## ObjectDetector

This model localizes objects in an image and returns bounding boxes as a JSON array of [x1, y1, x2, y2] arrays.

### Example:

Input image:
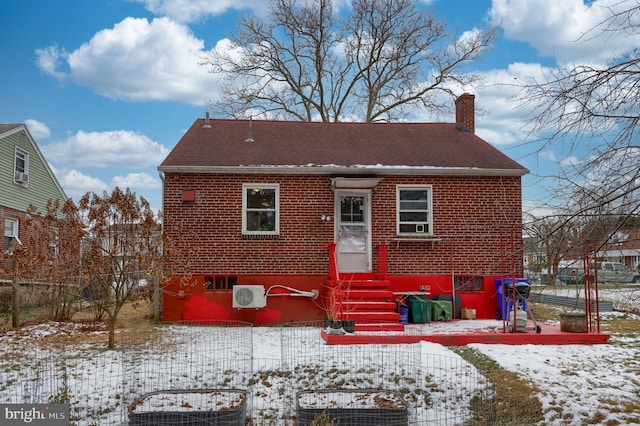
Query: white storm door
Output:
[[335, 190, 371, 272]]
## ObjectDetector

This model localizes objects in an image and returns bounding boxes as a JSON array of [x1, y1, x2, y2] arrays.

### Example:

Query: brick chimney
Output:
[[455, 93, 475, 133]]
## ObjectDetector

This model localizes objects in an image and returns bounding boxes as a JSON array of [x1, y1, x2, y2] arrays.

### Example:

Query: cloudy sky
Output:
[[1, 0, 636, 213]]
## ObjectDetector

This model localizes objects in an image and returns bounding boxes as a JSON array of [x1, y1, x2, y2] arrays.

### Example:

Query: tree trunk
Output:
[[12, 257, 19, 328], [153, 273, 161, 323], [108, 316, 116, 349]]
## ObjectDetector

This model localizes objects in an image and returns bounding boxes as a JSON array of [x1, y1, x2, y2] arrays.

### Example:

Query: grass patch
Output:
[[452, 346, 544, 426]]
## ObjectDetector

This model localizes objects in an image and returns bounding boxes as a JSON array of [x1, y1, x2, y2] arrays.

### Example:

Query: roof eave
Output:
[[158, 165, 529, 177]]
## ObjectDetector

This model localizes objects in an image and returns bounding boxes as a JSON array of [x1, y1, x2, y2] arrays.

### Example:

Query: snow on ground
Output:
[[2, 306, 640, 425], [471, 332, 640, 425]]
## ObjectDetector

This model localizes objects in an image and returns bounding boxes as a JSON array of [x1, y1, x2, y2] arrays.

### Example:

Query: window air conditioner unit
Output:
[[233, 285, 266, 309], [14, 171, 29, 184]]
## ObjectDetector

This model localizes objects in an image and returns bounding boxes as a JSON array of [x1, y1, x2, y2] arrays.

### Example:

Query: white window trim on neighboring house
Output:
[[242, 183, 280, 235], [4, 218, 19, 252], [14, 146, 29, 185], [396, 185, 433, 236]]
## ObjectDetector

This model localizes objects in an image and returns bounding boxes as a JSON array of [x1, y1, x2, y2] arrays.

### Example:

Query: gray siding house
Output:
[[1, 124, 67, 253]]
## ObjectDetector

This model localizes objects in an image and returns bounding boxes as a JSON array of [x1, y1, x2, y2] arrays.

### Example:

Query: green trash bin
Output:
[[408, 296, 431, 323], [431, 300, 452, 321]]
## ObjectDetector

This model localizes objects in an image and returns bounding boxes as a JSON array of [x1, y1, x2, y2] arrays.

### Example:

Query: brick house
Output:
[[159, 94, 528, 326]]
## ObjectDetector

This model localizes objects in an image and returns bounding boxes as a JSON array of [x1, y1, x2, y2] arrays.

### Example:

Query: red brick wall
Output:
[[162, 173, 523, 277]]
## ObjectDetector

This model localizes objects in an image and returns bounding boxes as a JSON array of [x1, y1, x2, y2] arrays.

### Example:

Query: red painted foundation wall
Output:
[[162, 273, 509, 323]]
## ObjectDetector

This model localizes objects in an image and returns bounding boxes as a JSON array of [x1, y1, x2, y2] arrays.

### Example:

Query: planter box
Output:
[[296, 389, 408, 426], [560, 312, 587, 333], [128, 389, 246, 426]]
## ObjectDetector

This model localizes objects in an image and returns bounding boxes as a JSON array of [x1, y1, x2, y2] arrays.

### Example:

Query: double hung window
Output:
[[14, 147, 29, 184], [396, 185, 433, 235], [242, 184, 279, 235]]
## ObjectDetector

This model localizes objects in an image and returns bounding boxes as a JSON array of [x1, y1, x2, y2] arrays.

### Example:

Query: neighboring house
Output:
[[598, 229, 640, 271], [159, 94, 529, 326], [1, 124, 67, 270]]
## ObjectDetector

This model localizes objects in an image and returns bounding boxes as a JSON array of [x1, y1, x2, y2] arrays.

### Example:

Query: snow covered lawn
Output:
[[2, 310, 639, 425]]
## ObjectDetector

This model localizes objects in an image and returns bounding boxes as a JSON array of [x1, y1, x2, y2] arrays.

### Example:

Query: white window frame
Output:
[[4, 218, 19, 252], [242, 183, 280, 235], [396, 185, 433, 236], [14, 147, 29, 184]]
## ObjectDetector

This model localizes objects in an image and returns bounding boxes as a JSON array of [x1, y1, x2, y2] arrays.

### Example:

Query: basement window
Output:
[[454, 275, 483, 292], [242, 184, 279, 235], [204, 277, 214, 291], [208, 275, 237, 291]]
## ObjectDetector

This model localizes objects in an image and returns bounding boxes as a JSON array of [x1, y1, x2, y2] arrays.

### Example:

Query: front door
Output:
[[335, 190, 371, 272]]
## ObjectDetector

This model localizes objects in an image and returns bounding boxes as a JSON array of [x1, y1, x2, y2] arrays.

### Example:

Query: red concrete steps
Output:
[[334, 276, 403, 332]]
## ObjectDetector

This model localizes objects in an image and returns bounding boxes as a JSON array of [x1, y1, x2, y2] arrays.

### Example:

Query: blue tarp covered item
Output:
[[494, 278, 530, 320]]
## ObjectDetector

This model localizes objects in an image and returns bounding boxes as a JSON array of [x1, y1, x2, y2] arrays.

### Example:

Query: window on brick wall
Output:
[[203, 275, 238, 291], [242, 184, 279, 235], [454, 275, 483, 291], [396, 185, 432, 235], [204, 276, 214, 291], [4, 218, 18, 252]]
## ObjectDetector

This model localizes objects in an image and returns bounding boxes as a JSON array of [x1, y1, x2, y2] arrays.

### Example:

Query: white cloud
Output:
[[539, 151, 558, 162], [37, 17, 222, 105], [137, 0, 266, 23], [25, 119, 51, 140], [490, 0, 640, 64], [560, 156, 583, 166], [58, 169, 109, 200], [42, 130, 170, 168], [111, 172, 161, 190], [34, 45, 68, 79]]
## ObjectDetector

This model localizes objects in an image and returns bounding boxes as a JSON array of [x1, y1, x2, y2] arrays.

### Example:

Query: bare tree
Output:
[[204, 0, 496, 122], [514, 0, 639, 231], [22, 200, 85, 321], [79, 188, 162, 349], [524, 213, 582, 284]]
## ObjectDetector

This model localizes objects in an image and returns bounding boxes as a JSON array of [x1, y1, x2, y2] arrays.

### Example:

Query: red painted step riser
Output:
[[339, 314, 401, 322], [341, 302, 396, 310], [343, 292, 394, 300]]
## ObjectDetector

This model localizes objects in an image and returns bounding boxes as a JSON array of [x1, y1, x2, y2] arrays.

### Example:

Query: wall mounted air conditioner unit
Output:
[[233, 285, 266, 309], [14, 171, 29, 184]]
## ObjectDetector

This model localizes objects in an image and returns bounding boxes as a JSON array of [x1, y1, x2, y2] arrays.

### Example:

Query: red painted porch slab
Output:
[[321, 320, 610, 346], [355, 323, 405, 332]]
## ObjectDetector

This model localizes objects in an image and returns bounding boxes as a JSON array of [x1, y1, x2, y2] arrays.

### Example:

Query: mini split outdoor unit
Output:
[[232, 285, 267, 309]]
